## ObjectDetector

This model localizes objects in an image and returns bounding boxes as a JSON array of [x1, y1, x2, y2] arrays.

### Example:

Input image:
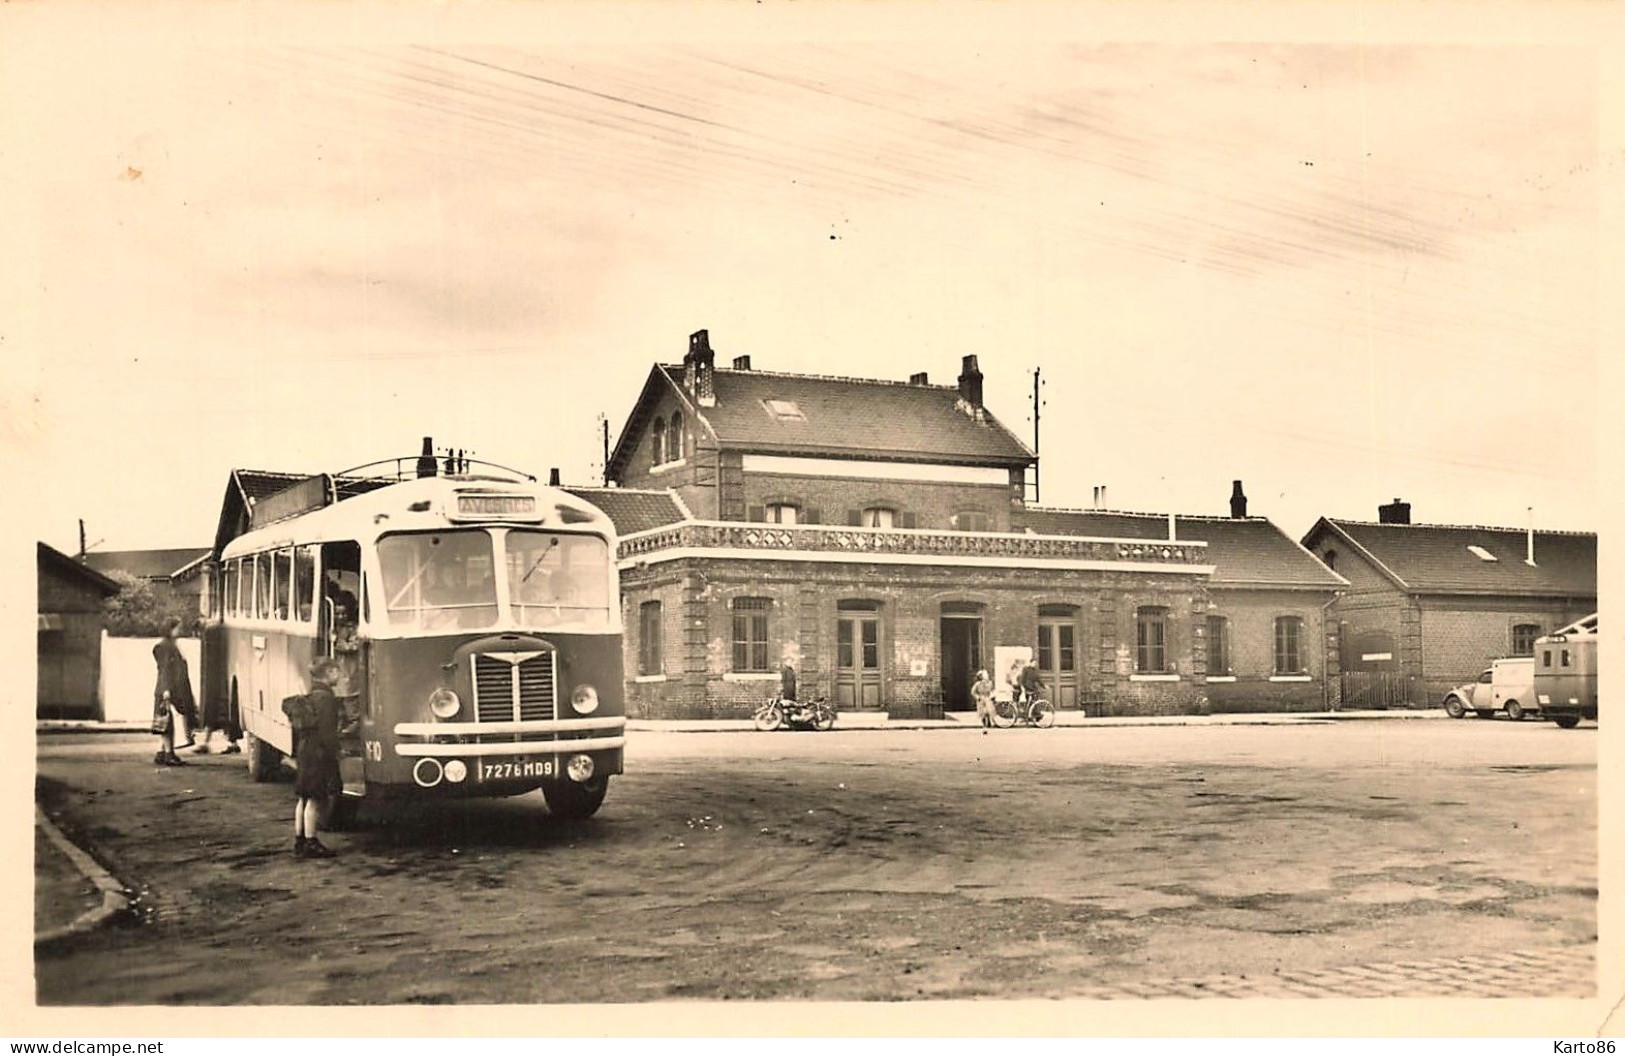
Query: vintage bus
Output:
[[1534, 613, 1598, 729], [205, 465, 625, 819]]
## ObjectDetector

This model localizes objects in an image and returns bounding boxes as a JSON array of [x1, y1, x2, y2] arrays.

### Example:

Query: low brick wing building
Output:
[[1302, 500, 1597, 706], [1022, 500, 1348, 713]]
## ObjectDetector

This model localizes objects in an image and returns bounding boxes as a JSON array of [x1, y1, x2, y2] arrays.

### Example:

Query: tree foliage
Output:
[[102, 570, 200, 637]]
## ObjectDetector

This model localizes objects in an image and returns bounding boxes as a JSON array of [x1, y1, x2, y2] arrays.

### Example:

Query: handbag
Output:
[[170, 703, 194, 749]]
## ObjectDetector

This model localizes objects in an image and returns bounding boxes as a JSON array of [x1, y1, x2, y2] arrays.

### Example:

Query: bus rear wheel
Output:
[[543, 776, 608, 819], [245, 732, 282, 782], [1553, 715, 1581, 729]]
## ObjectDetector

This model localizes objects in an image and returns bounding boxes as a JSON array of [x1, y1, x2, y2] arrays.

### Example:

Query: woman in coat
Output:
[[150, 617, 198, 766]]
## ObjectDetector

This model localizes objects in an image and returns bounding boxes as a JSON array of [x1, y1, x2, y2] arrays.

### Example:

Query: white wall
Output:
[[99, 633, 201, 724]]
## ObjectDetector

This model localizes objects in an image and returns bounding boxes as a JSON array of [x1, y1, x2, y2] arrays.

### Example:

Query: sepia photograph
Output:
[[6, 0, 1616, 1039]]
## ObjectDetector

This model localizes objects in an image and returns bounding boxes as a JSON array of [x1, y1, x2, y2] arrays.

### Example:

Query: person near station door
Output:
[[150, 616, 198, 766], [971, 668, 995, 730], [779, 660, 798, 703]]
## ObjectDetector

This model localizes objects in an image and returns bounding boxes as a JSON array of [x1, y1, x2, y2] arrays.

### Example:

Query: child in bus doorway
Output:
[[286, 657, 345, 859]]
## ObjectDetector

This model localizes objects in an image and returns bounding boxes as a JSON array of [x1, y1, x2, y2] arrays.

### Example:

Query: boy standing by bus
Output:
[[285, 657, 345, 859]]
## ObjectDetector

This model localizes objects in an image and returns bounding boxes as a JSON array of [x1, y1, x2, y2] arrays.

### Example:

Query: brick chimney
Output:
[[909, 371, 929, 385], [1378, 498, 1411, 525], [416, 436, 437, 479], [732, 354, 751, 370], [957, 355, 984, 412], [1229, 480, 1248, 519], [686, 329, 716, 407]]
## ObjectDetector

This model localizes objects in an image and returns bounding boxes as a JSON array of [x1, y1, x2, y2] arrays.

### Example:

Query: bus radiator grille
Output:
[[473, 652, 558, 724]]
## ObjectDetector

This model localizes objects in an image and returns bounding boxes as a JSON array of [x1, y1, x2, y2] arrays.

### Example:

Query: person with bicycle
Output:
[[1016, 659, 1045, 714]]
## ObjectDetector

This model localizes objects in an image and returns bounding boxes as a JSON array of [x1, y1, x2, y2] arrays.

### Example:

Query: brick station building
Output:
[[583, 330, 1346, 719]]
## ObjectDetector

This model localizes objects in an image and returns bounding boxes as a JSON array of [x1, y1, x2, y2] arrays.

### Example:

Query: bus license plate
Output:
[[477, 758, 554, 782]]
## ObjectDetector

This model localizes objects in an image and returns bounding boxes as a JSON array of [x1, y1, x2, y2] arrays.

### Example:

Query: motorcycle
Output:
[[753, 693, 837, 732]]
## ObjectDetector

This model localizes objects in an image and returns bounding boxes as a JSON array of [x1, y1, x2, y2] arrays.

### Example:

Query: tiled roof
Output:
[[1023, 508, 1347, 588], [665, 366, 1034, 465], [1314, 519, 1596, 596], [565, 487, 686, 537], [83, 547, 212, 580]]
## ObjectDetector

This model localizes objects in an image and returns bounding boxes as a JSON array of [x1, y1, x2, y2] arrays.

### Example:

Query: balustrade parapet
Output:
[[617, 520, 1209, 565]]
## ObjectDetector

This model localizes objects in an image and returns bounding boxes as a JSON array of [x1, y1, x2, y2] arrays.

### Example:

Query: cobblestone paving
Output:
[[1072, 945, 1595, 999]]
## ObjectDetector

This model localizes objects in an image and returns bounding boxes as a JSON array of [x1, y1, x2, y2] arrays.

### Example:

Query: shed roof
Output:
[[83, 547, 211, 581], [37, 542, 122, 597]]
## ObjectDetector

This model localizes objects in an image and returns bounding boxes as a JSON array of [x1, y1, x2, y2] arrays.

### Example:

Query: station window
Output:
[[953, 511, 992, 532], [732, 597, 772, 672], [1136, 606, 1169, 673], [1511, 623, 1541, 656], [1207, 615, 1231, 675], [668, 412, 684, 462], [650, 417, 666, 468], [639, 600, 662, 676], [1274, 616, 1305, 675], [766, 503, 799, 525]]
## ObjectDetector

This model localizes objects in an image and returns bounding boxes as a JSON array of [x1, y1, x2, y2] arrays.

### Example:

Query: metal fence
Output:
[[1338, 671, 1424, 710]]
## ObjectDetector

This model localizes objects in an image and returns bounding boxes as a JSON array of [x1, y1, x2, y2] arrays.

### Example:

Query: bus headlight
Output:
[[429, 687, 461, 719], [571, 684, 600, 715], [567, 753, 595, 782], [443, 760, 468, 784]]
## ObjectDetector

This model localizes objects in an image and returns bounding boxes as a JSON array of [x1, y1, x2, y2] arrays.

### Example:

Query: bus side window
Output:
[[254, 553, 273, 620], [1543, 649, 1552, 668], [1562, 649, 1570, 667], [294, 544, 319, 623]]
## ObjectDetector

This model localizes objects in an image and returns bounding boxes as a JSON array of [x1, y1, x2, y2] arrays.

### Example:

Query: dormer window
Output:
[[1467, 545, 1498, 562], [762, 399, 805, 422]]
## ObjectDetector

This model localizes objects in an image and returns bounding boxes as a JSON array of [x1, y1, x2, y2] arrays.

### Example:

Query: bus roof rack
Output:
[[332, 456, 537, 485]]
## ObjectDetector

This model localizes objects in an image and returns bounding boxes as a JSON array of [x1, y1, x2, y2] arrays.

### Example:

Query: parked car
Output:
[[1443, 657, 1538, 720]]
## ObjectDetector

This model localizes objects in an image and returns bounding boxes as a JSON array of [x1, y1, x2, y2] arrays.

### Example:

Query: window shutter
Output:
[[846, 509, 862, 526], [900, 511, 917, 529], [747, 505, 766, 523], [804, 507, 821, 524]]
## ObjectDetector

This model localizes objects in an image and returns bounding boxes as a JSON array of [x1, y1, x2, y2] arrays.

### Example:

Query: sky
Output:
[[4, 6, 1612, 555]]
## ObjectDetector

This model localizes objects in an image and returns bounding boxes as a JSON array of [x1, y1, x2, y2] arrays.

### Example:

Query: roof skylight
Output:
[[1467, 545, 1498, 562], [762, 399, 805, 421]]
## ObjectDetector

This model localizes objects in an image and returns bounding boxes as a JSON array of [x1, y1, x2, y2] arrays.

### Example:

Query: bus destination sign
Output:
[[457, 494, 540, 518]]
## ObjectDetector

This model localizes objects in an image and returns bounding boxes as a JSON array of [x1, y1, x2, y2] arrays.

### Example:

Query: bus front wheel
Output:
[[245, 732, 282, 782], [543, 776, 608, 819]]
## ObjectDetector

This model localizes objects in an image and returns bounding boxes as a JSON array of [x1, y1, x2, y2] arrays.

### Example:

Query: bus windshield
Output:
[[377, 530, 500, 631], [507, 530, 612, 629]]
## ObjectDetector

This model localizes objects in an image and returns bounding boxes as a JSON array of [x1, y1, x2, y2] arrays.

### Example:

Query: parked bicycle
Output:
[[991, 690, 1054, 728], [753, 693, 837, 732]]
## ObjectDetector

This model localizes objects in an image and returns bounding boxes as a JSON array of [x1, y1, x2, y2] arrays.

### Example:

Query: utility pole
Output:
[[599, 414, 611, 486], [1030, 367, 1044, 504]]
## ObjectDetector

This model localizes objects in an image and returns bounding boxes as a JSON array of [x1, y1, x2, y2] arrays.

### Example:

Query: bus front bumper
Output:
[[392, 715, 625, 754]]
